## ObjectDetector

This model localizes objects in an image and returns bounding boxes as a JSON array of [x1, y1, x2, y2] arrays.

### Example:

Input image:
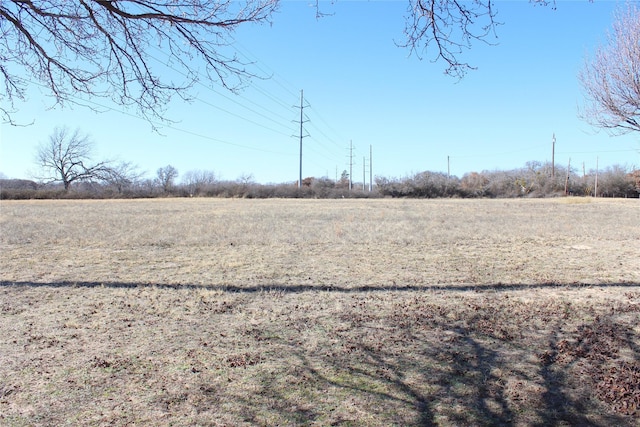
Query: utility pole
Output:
[[349, 140, 354, 191], [294, 90, 309, 188], [595, 157, 599, 197], [551, 133, 556, 178], [369, 145, 373, 192], [564, 157, 571, 196], [447, 155, 450, 180], [363, 156, 366, 191]]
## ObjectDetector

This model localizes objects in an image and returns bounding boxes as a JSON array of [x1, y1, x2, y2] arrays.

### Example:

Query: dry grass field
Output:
[[1, 197, 639, 426]]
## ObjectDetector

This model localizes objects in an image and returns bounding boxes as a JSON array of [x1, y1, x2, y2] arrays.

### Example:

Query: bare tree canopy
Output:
[[156, 165, 179, 192], [35, 127, 113, 190], [0, 0, 279, 124], [103, 161, 145, 193], [579, 3, 640, 135], [2, 0, 556, 124]]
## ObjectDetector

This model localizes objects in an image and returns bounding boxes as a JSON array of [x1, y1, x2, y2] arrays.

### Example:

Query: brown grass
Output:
[[1, 198, 639, 426]]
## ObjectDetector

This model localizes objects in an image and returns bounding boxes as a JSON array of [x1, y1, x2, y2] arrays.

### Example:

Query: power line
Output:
[[18, 16, 350, 176], [449, 143, 549, 159], [195, 95, 291, 138], [307, 136, 342, 161], [107, 13, 297, 136], [557, 148, 638, 154], [232, 39, 301, 100], [142, 51, 295, 136], [306, 105, 345, 149], [303, 140, 340, 162], [231, 45, 348, 166], [145, 31, 353, 168], [22, 78, 294, 156], [103, 11, 347, 170]]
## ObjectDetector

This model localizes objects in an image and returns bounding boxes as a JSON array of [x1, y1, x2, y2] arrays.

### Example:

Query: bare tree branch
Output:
[[1, 0, 279, 124], [2, 0, 564, 124], [399, 0, 553, 78], [101, 161, 145, 193], [579, 3, 640, 135], [400, 0, 497, 78]]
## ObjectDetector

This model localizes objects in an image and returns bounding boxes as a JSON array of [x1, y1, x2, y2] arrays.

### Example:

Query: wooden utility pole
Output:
[[564, 157, 571, 195], [594, 157, 599, 197]]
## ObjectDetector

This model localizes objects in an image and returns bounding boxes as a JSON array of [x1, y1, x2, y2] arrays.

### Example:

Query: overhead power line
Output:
[[22, 78, 294, 156]]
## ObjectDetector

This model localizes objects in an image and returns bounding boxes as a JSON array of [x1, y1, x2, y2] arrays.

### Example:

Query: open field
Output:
[[1, 197, 639, 426]]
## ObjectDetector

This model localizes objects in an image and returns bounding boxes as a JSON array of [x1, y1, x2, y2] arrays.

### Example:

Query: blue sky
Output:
[[1, 0, 639, 184]]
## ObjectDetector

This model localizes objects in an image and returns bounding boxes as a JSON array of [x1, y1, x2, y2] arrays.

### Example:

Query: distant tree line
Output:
[[1, 126, 638, 200], [375, 162, 639, 199], [2, 161, 638, 200]]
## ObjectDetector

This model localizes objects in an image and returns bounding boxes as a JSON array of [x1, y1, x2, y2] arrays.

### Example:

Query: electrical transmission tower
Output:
[[369, 145, 373, 192], [293, 90, 310, 188], [348, 140, 354, 191], [552, 133, 556, 178], [363, 156, 366, 191]]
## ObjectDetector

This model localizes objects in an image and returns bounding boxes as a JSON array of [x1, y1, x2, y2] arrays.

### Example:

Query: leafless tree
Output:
[[0, 0, 279, 125], [156, 165, 178, 192], [103, 161, 145, 193], [35, 127, 112, 191], [595, 164, 638, 197], [183, 169, 216, 195], [1, 0, 559, 124], [237, 172, 254, 186], [579, 3, 640, 135]]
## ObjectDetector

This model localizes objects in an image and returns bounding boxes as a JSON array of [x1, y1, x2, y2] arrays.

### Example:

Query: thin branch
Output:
[[1, 0, 278, 125]]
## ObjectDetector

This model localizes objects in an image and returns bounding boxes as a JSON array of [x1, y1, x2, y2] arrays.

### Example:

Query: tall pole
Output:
[[298, 90, 304, 188], [595, 156, 599, 197], [363, 156, 366, 191], [369, 145, 373, 192], [447, 155, 450, 180], [349, 140, 353, 191], [564, 157, 571, 196], [552, 133, 556, 178]]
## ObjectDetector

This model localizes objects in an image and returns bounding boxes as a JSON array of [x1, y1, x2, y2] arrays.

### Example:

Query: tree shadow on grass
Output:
[[2, 279, 639, 426], [1, 280, 638, 293], [235, 322, 636, 426], [534, 317, 640, 426], [222, 290, 638, 426]]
